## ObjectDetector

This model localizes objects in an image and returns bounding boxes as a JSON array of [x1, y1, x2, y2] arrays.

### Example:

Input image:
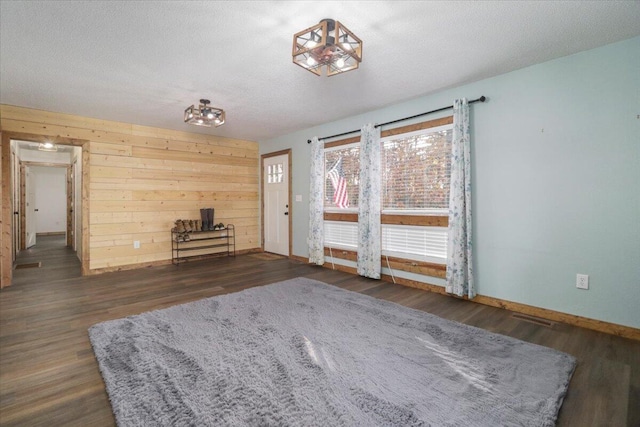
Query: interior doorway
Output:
[[20, 163, 69, 250], [261, 149, 292, 256], [1, 134, 87, 288]]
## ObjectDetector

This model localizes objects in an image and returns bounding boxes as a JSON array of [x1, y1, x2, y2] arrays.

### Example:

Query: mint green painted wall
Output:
[[260, 36, 640, 328]]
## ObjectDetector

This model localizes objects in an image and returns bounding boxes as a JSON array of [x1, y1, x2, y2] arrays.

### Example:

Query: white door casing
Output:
[[25, 166, 37, 248], [263, 153, 289, 256]]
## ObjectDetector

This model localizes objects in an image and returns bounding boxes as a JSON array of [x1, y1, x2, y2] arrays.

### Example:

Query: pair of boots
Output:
[[176, 219, 201, 233], [174, 219, 192, 241], [200, 208, 215, 231]]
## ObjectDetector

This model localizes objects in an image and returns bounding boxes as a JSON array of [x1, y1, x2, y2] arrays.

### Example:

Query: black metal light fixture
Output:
[[292, 18, 363, 76], [184, 99, 225, 127]]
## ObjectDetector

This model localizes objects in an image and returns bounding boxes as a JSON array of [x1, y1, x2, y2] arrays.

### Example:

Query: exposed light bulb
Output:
[[197, 119, 203, 124], [188, 113, 193, 119], [306, 56, 316, 66], [207, 112, 214, 119], [336, 57, 345, 68], [342, 42, 351, 51], [43, 142, 54, 149]]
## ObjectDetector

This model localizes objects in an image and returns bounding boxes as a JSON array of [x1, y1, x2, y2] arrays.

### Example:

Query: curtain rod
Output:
[[307, 95, 486, 143]]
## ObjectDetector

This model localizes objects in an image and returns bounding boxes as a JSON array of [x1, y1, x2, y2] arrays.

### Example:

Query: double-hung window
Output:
[[381, 124, 452, 264], [323, 119, 453, 267]]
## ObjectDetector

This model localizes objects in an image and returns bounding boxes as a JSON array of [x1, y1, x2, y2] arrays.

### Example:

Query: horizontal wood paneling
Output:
[[90, 153, 256, 175], [1, 105, 260, 274]]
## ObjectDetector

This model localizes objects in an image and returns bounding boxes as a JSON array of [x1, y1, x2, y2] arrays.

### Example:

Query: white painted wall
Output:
[[260, 36, 640, 329], [31, 166, 66, 233]]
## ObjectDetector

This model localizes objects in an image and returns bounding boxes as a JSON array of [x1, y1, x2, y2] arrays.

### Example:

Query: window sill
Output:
[[323, 247, 446, 279]]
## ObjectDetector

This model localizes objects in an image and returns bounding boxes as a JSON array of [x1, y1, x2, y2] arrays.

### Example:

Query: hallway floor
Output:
[[12, 235, 81, 286]]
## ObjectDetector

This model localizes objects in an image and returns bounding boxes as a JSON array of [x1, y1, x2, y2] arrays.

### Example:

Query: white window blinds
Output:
[[382, 125, 453, 213], [324, 221, 447, 263]]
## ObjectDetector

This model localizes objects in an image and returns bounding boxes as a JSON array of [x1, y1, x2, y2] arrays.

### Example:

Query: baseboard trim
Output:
[[290, 254, 310, 264], [36, 232, 65, 236], [294, 255, 639, 341], [471, 295, 640, 340], [89, 248, 263, 275], [88, 259, 172, 275]]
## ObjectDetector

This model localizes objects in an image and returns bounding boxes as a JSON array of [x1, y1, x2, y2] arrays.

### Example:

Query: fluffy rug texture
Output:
[[89, 278, 576, 426]]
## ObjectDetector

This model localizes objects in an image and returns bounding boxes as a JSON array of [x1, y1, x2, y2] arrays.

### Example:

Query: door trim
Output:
[[1, 132, 89, 288], [20, 161, 70, 250], [261, 149, 292, 257]]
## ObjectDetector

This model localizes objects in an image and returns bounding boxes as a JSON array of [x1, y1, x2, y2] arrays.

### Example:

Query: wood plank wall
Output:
[[0, 105, 259, 273]]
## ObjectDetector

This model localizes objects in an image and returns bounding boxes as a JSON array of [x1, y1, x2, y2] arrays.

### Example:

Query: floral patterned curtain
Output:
[[308, 137, 324, 265], [357, 123, 381, 279], [447, 98, 475, 298]]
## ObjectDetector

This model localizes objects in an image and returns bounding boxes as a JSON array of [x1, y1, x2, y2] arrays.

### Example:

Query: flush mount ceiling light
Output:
[[184, 99, 225, 127], [38, 142, 57, 152], [292, 18, 362, 76]]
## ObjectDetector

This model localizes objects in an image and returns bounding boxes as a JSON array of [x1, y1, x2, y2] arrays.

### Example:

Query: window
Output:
[[324, 144, 359, 210], [267, 163, 284, 184], [382, 125, 453, 213], [322, 119, 453, 266]]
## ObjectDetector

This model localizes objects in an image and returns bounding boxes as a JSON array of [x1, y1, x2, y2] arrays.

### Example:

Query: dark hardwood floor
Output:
[[1, 236, 638, 426]]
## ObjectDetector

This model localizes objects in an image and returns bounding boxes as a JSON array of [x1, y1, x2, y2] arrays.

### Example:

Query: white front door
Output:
[[25, 166, 37, 248], [263, 153, 289, 256]]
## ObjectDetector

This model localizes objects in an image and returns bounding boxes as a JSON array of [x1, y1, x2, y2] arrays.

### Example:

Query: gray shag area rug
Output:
[[89, 278, 576, 426]]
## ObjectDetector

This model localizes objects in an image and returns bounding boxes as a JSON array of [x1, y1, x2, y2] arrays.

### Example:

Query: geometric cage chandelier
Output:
[[184, 99, 225, 127], [292, 18, 363, 76]]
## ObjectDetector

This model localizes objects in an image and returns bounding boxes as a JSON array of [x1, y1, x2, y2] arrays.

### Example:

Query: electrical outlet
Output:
[[133, 240, 140, 249], [576, 274, 589, 290]]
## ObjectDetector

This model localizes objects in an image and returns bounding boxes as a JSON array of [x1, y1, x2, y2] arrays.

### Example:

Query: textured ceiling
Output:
[[1, 1, 639, 142]]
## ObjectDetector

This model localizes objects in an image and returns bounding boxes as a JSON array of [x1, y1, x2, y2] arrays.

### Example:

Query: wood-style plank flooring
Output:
[[1, 236, 638, 426]]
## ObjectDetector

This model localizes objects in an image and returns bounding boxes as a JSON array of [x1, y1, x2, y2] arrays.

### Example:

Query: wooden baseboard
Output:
[[236, 248, 263, 256], [88, 259, 173, 275], [36, 232, 65, 236], [471, 295, 640, 341], [290, 254, 310, 264], [88, 248, 264, 276], [294, 255, 640, 341]]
